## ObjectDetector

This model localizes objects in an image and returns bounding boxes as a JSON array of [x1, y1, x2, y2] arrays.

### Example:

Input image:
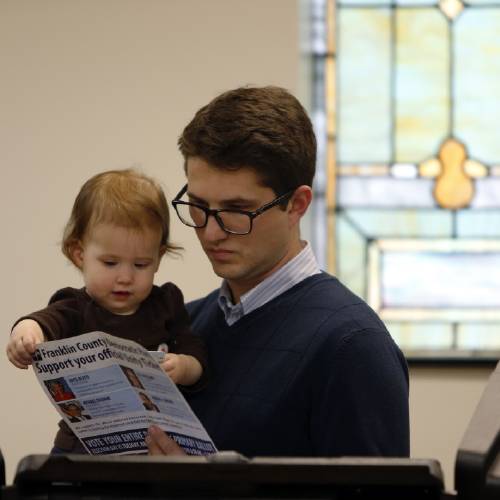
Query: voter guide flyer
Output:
[[32, 331, 217, 456]]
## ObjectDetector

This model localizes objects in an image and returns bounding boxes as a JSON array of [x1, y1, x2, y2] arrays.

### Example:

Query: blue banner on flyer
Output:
[[168, 431, 217, 455], [82, 429, 148, 455]]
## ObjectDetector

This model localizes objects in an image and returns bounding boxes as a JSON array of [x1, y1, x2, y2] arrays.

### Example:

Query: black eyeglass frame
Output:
[[171, 184, 295, 235]]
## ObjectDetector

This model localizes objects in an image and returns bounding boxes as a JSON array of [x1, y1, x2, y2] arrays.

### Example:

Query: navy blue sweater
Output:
[[186, 273, 410, 458]]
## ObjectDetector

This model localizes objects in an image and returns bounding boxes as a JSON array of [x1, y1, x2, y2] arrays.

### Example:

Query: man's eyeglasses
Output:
[[171, 185, 295, 235]]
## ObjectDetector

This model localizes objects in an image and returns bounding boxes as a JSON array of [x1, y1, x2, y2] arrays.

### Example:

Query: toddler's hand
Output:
[[159, 353, 186, 385], [159, 353, 203, 386], [6, 319, 44, 369]]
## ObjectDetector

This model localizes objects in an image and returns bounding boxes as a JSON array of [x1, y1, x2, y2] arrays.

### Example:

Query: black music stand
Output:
[[9, 452, 444, 500], [0, 448, 4, 488], [454, 361, 500, 500]]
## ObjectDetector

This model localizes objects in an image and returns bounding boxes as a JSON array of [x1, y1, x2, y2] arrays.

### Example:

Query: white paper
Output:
[[32, 331, 217, 456]]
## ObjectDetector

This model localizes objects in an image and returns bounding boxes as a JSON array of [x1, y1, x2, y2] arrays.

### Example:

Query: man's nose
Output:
[[201, 214, 228, 242]]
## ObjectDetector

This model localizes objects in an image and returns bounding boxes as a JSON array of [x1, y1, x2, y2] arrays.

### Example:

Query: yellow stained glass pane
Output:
[[419, 158, 441, 177], [395, 9, 449, 162], [438, 0, 464, 20], [455, 10, 500, 162], [464, 159, 487, 178], [337, 164, 389, 176], [338, 8, 391, 162]]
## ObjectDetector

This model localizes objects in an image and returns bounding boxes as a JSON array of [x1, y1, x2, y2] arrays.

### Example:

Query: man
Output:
[[60, 402, 92, 423], [139, 392, 160, 412], [147, 86, 409, 457]]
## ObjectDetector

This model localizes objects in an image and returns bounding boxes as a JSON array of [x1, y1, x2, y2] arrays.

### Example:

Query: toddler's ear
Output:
[[69, 242, 84, 269], [153, 246, 167, 272]]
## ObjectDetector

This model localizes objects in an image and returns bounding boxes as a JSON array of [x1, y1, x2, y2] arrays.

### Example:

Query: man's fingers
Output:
[[146, 425, 185, 456], [146, 436, 165, 456]]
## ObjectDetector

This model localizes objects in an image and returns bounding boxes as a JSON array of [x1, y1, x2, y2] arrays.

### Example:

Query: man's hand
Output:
[[6, 319, 44, 369], [146, 425, 186, 456]]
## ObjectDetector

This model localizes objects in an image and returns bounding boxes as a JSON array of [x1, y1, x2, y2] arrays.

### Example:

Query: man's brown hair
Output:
[[62, 169, 179, 263], [178, 86, 316, 195]]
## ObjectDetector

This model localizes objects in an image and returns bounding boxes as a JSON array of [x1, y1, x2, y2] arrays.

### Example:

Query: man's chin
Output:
[[210, 261, 241, 281]]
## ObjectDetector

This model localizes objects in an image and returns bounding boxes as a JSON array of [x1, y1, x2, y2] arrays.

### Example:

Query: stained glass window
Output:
[[306, 0, 500, 361]]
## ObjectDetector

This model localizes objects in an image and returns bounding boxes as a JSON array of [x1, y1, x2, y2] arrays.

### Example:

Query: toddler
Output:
[[6, 168, 208, 452]]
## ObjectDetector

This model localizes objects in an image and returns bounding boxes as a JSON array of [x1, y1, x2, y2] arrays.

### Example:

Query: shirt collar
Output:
[[217, 241, 321, 325]]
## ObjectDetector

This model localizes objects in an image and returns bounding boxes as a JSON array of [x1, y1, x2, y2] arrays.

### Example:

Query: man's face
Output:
[[65, 404, 82, 417], [186, 157, 300, 301]]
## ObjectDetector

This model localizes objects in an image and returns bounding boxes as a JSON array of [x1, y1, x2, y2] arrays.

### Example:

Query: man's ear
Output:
[[69, 241, 85, 269], [288, 185, 312, 226]]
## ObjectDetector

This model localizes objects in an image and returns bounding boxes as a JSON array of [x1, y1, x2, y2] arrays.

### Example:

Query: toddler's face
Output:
[[72, 223, 164, 315]]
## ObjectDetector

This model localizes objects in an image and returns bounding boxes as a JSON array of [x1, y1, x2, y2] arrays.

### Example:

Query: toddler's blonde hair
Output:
[[62, 168, 180, 263]]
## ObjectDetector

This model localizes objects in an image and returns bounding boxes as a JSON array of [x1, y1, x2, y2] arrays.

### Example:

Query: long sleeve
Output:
[[13, 287, 85, 340], [310, 326, 410, 457]]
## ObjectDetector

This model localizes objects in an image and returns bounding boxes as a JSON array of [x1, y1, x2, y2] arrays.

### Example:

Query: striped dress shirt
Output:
[[217, 242, 322, 326]]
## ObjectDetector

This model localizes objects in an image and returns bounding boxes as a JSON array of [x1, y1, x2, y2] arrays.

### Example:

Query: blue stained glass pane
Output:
[[339, 0, 435, 4], [455, 10, 500, 162], [345, 209, 453, 237], [458, 324, 500, 350], [339, 0, 392, 4], [466, 0, 500, 4], [387, 322, 453, 349], [337, 214, 366, 297], [382, 252, 500, 308], [457, 210, 500, 237], [396, 0, 436, 4], [338, 8, 391, 162], [338, 177, 435, 208], [471, 179, 500, 208], [395, 9, 449, 162]]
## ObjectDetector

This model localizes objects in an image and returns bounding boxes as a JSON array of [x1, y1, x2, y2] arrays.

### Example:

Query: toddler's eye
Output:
[[102, 261, 117, 267], [135, 262, 150, 269]]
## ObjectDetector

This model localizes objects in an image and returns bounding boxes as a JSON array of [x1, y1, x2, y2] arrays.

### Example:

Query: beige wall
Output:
[[0, 0, 494, 491], [409, 365, 493, 492]]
